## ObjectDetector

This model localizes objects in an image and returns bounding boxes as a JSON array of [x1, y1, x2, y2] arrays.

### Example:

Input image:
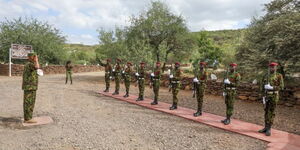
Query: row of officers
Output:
[[99, 58, 284, 137]]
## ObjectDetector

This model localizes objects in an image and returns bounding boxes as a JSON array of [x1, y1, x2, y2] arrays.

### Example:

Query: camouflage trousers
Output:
[[66, 71, 72, 84], [124, 77, 131, 93], [172, 83, 180, 104], [225, 89, 236, 118], [105, 73, 110, 89], [138, 79, 145, 98], [196, 84, 206, 110], [23, 90, 36, 121], [153, 79, 160, 100], [114, 74, 121, 93], [265, 93, 279, 127]]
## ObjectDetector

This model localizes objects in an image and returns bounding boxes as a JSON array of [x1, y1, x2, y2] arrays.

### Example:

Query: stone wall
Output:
[[0, 64, 103, 76]]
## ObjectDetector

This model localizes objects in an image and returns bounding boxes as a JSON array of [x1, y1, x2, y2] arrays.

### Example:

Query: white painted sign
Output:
[[11, 44, 33, 59]]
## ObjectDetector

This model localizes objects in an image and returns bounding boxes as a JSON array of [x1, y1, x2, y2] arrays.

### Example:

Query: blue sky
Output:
[[0, 0, 272, 45]]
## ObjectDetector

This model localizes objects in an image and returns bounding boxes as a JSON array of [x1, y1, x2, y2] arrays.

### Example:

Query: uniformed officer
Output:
[[258, 62, 284, 136], [169, 62, 182, 110], [112, 58, 122, 95], [100, 58, 112, 92], [22, 52, 40, 123], [193, 62, 208, 116], [135, 62, 145, 101], [150, 62, 162, 105], [65, 60, 73, 84], [123, 62, 132, 97], [221, 63, 241, 125]]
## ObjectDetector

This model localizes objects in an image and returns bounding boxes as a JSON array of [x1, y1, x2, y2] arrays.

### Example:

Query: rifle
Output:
[[168, 64, 173, 92], [263, 64, 270, 106], [223, 66, 229, 97], [149, 63, 154, 89], [192, 66, 198, 98]]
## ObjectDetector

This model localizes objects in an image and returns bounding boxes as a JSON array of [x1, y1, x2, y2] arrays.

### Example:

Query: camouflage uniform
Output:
[[259, 63, 284, 136], [151, 66, 161, 105], [136, 65, 145, 101], [65, 64, 73, 84], [100, 60, 112, 92], [170, 64, 182, 110], [123, 63, 132, 97], [193, 66, 208, 116], [113, 62, 122, 95], [22, 61, 38, 121], [222, 63, 241, 125]]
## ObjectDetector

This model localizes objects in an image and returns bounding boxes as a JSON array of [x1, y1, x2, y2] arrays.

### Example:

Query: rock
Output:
[[238, 96, 248, 100]]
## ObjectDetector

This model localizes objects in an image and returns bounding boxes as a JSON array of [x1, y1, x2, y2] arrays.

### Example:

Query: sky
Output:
[[0, 0, 272, 45]]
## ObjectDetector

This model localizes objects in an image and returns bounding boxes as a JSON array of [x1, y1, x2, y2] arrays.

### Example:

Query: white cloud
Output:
[[0, 0, 272, 45]]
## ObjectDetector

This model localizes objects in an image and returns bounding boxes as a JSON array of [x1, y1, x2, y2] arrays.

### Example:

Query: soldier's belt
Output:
[[267, 91, 279, 94], [138, 78, 145, 80], [171, 81, 180, 83], [226, 87, 236, 90]]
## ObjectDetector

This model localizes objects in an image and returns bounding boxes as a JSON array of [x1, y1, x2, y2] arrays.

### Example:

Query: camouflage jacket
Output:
[[99, 61, 112, 73], [224, 71, 241, 88], [172, 68, 182, 82], [153, 67, 161, 79], [138, 67, 145, 78], [114, 64, 122, 74], [123, 66, 132, 80], [22, 62, 38, 91], [195, 69, 208, 84], [261, 72, 284, 92], [65, 64, 73, 72]]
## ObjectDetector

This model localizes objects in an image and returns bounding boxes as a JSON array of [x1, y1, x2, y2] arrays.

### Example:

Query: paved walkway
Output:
[[99, 91, 300, 150]]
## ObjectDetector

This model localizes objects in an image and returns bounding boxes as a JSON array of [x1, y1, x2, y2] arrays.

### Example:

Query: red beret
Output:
[[140, 62, 145, 65], [116, 58, 122, 62], [156, 62, 161, 65], [199, 62, 207, 66], [175, 62, 180, 65], [127, 62, 132, 65], [230, 63, 238, 67], [269, 62, 278, 67], [106, 58, 111, 62]]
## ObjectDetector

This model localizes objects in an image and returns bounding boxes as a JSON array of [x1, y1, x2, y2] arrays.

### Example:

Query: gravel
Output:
[[0, 72, 267, 150]]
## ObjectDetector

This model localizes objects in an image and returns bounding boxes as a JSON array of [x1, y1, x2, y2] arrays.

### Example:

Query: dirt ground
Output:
[[0, 71, 274, 150]]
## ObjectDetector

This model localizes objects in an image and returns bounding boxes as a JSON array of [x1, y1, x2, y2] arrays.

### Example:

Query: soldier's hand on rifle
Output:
[[135, 72, 139, 77], [264, 84, 274, 90], [193, 78, 199, 83], [224, 78, 231, 84], [169, 74, 174, 79], [151, 73, 154, 77]]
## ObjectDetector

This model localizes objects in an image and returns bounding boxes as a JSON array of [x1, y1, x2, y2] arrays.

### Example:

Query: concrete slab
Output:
[[22, 116, 53, 127], [99, 91, 300, 150]]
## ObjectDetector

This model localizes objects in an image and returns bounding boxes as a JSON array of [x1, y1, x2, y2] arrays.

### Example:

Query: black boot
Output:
[[123, 92, 129, 98], [193, 109, 202, 117], [265, 125, 271, 136], [136, 96, 142, 101], [221, 116, 231, 125], [169, 103, 177, 110], [258, 123, 267, 133], [112, 91, 119, 95], [103, 88, 109, 92], [151, 99, 158, 105]]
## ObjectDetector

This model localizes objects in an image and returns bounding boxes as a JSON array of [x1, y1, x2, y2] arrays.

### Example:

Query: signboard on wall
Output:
[[11, 44, 33, 59]]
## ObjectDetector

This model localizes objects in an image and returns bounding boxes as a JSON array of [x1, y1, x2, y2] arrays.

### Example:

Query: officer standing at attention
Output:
[[135, 62, 146, 101], [169, 62, 182, 110], [112, 58, 122, 95], [22, 52, 40, 123], [193, 61, 208, 117], [259, 62, 284, 136], [150, 62, 162, 105], [65, 60, 73, 84], [221, 63, 241, 125], [99, 58, 113, 92], [122, 62, 132, 97]]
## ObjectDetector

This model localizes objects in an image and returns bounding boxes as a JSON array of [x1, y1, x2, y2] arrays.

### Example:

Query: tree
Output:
[[236, 0, 300, 78], [0, 17, 67, 64], [126, 1, 191, 63]]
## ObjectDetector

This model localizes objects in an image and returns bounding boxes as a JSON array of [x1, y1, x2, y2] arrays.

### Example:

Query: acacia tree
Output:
[[236, 0, 300, 78], [126, 1, 191, 63], [0, 17, 66, 64]]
